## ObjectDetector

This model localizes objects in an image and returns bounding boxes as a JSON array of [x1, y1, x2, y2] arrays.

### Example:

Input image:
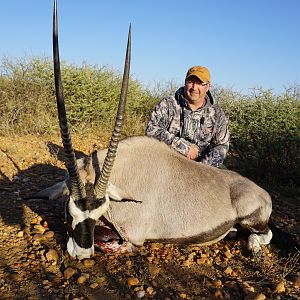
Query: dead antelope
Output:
[[48, 0, 274, 260]]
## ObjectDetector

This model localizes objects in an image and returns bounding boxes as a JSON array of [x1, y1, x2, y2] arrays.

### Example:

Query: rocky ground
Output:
[[0, 134, 299, 300]]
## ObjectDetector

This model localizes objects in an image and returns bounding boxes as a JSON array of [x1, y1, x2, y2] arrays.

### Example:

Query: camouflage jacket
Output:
[[145, 87, 229, 167]]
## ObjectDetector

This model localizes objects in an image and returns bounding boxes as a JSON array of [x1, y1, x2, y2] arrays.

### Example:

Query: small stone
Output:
[[147, 256, 154, 263], [183, 259, 192, 267], [224, 250, 232, 259], [254, 293, 266, 300], [31, 228, 42, 234], [127, 277, 139, 286], [82, 259, 95, 268], [243, 286, 255, 294], [28, 253, 35, 259], [197, 258, 207, 264], [32, 216, 43, 224], [64, 267, 77, 280], [34, 224, 46, 234], [214, 256, 222, 264], [146, 286, 154, 295], [213, 280, 223, 288], [17, 231, 24, 238], [274, 281, 285, 293], [77, 274, 89, 284], [44, 231, 54, 238], [42, 220, 49, 229], [136, 290, 145, 298], [134, 286, 142, 292], [224, 266, 233, 275], [179, 292, 187, 299], [32, 233, 44, 241], [150, 243, 161, 251], [214, 289, 223, 299], [125, 260, 132, 267], [90, 282, 98, 289], [23, 226, 30, 234], [46, 249, 59, 264], [242, 282, 255, 293]]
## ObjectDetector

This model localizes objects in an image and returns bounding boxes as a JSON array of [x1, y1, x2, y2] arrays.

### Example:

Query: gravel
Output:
[[0, 135, 299, 299]]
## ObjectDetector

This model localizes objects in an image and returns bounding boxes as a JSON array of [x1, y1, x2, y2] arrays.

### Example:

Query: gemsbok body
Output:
[[48, 0, 273, 260]]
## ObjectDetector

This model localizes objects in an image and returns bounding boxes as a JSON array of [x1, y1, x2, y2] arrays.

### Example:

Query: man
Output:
[[146, 66, 229, 167]]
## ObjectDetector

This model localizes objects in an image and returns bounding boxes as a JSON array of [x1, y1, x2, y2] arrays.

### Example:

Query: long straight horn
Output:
[[94, 25, 131, 198], [53, 0, 86, 200]]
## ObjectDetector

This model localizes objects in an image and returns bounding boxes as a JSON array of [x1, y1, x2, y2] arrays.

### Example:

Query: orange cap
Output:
[[186, 66, 210, 83]]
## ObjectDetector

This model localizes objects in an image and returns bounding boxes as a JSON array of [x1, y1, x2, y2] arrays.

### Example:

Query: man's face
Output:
[[184, 76, 210, 104]]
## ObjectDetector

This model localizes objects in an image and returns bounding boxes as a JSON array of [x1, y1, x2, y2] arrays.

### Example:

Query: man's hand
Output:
[[187, 145, 199, 160]]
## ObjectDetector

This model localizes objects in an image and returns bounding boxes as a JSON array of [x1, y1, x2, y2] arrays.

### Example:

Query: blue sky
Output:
[[1, 0, 299, 94]]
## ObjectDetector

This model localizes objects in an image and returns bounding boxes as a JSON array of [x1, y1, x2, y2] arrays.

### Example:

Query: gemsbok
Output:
[[47, 0, 276, 260]]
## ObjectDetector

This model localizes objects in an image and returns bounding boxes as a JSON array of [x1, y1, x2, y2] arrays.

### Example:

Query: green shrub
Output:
[[0, 55, 299, 186], [0, 56, 153, 136], [0, 56, 56, 134], [214, 86, 300, 185]]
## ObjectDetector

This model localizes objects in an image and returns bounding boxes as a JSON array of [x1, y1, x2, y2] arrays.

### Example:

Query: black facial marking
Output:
[[75, 197, 105, 211], [65, 183, 106, 249], [73, 218, 96, 249], [73, 182, 106, 212]]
